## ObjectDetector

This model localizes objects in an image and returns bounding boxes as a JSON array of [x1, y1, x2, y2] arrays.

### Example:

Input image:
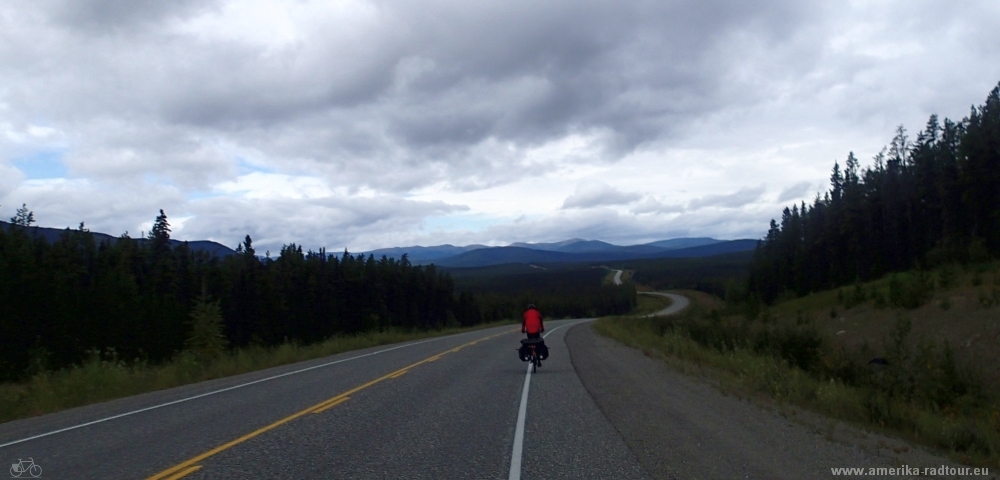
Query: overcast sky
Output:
[[2, 0, 999, 253]]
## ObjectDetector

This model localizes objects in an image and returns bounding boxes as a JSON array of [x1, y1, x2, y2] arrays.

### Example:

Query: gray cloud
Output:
[[0, 0, 821, 193], [561, 182, 641, 209], [777, 181, 813, 202], [3, 1, 1000, 249], [688, 185, 766, 210], [630, 197, 686, 215], [50, 0, 214, 33], [182, 195, 468, 252]]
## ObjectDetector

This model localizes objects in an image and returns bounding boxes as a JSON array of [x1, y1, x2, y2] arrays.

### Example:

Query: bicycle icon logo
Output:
[[9, 458, 41, 478]]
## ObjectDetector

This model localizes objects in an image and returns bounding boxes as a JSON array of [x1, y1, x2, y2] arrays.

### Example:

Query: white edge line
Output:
[[508, 320, 587, 480], [0, 327, 494, 449]]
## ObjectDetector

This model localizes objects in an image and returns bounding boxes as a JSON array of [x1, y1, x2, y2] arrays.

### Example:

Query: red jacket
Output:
[[522, 308, 544, 334]]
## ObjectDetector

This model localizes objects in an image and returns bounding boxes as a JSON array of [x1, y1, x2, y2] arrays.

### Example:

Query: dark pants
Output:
[[526, 332, 541, 339]]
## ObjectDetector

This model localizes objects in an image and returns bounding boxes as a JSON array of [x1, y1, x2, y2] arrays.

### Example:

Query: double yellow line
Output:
[[148, 330, 514, 480]]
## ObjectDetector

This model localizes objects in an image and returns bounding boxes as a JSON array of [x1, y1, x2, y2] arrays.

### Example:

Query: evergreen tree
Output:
[[749, 81, 1000, 303], [149, 209, 171, 243], [10, 204, 35, 227], [185, 292, 228, 362]]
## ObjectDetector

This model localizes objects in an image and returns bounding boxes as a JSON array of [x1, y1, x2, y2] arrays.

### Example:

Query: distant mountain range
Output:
[[364, 237, 758, 267], [3, 220, 758, 266], [0, 221, 235, 257]]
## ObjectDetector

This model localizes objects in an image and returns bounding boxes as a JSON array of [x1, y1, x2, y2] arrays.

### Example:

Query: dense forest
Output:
[[749, 83, 1000, 304], [0, 211, 468, 381], [608, 251, 753, 298], [449, 265, 637, 321], [0, 208, 635, 382]]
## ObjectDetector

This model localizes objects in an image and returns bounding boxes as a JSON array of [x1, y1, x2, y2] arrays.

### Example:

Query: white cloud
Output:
[[630, 197, 685, 215], [213, 172, 333, 200]]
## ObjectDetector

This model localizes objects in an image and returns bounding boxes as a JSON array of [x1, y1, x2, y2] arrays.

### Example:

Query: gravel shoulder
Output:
[[565, 319, 965, 479]]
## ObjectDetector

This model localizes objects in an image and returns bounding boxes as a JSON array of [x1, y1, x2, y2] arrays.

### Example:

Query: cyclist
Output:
[[522, 303, 544, 339]]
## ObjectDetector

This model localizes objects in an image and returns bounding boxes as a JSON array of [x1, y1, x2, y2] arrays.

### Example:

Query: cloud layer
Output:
[[2, 0, 999, 251]]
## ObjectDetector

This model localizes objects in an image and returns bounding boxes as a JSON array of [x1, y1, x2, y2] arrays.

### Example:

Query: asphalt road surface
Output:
[[638, 291, 689, 317], [0, 321, 646, 479], [1, 293, 959, 479]]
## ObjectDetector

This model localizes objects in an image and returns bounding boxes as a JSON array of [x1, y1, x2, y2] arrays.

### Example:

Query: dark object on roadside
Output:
[[868, 357, 889, 366], [519, 338, 548, 361]]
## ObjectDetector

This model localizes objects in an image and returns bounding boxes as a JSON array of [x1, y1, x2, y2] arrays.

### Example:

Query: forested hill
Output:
[[749, 82, 1000, 304], [0, 220, 235, 257]]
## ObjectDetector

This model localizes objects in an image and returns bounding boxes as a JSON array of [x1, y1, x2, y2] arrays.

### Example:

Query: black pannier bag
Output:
[[518, 344, 532, 362], [518, 338, 548, 361]]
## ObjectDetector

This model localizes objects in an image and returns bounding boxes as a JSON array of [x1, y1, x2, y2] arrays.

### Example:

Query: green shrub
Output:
[[887, 272, 933, 309], [844, 282, 867, 309], [872, 288, 888, 308], [978, 288, 1000, 308], [938, 265, 956, 289], [184, 294, 229, 363]]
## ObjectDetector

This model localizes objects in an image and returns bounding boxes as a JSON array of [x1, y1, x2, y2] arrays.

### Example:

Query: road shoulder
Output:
[[564, 322, 959, 479]]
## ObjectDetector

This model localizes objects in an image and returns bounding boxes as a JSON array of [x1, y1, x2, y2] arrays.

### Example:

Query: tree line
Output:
[[452, 267, 637, 321], [748, 82, 1000, 304], [0, 208, 637, 382], [0, 211, 464, 381]]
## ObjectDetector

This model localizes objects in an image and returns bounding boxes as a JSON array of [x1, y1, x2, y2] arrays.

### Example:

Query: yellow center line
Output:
[[388, 370, 408, 379], [147, 329, 516, 480], [311, 394, 349, 412], [160, 465, 201, 480], [311, 396, 350, 414]]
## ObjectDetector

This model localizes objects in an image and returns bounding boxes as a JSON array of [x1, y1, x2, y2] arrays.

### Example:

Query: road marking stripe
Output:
[[147, 329, 514, 480], [389, 370, 408, 378], [310, 394, 349, 412], [160, 465, 201, 480], [311, 396, 350, 414], [0, 330, 498, 450], [508, 359, 533, 480], [507, 321, 587, 480]]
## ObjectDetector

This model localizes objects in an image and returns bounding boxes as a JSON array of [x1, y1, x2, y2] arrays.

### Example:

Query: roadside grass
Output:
[[599, 267, 632, 286], [601, 267, 618, 285], [595, 278, 1000, 468], [0, 320, 517, 424]]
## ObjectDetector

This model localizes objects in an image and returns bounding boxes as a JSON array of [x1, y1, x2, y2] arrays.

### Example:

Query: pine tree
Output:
[[10, 204, 35, 227], [185, 292, 228, 362], [149, 209, 171, 252]]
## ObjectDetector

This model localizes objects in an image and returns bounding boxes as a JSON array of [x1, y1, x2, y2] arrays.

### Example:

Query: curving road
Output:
[[638, 291, 689, 317], [1, 292, 953, 479]]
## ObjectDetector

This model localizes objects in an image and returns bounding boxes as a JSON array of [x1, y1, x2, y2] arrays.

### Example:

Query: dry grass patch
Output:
[[595, 278, 1000, 468]]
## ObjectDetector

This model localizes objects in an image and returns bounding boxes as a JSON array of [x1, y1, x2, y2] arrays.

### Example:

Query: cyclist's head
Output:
[[527, 303, 536, 310]]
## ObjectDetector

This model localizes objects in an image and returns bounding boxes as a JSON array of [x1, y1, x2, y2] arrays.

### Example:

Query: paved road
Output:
[[612, 269, 623, 285], [638, 291, 689, 317], [0, 321, 646, 479], [1, 293, 958, 479]]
